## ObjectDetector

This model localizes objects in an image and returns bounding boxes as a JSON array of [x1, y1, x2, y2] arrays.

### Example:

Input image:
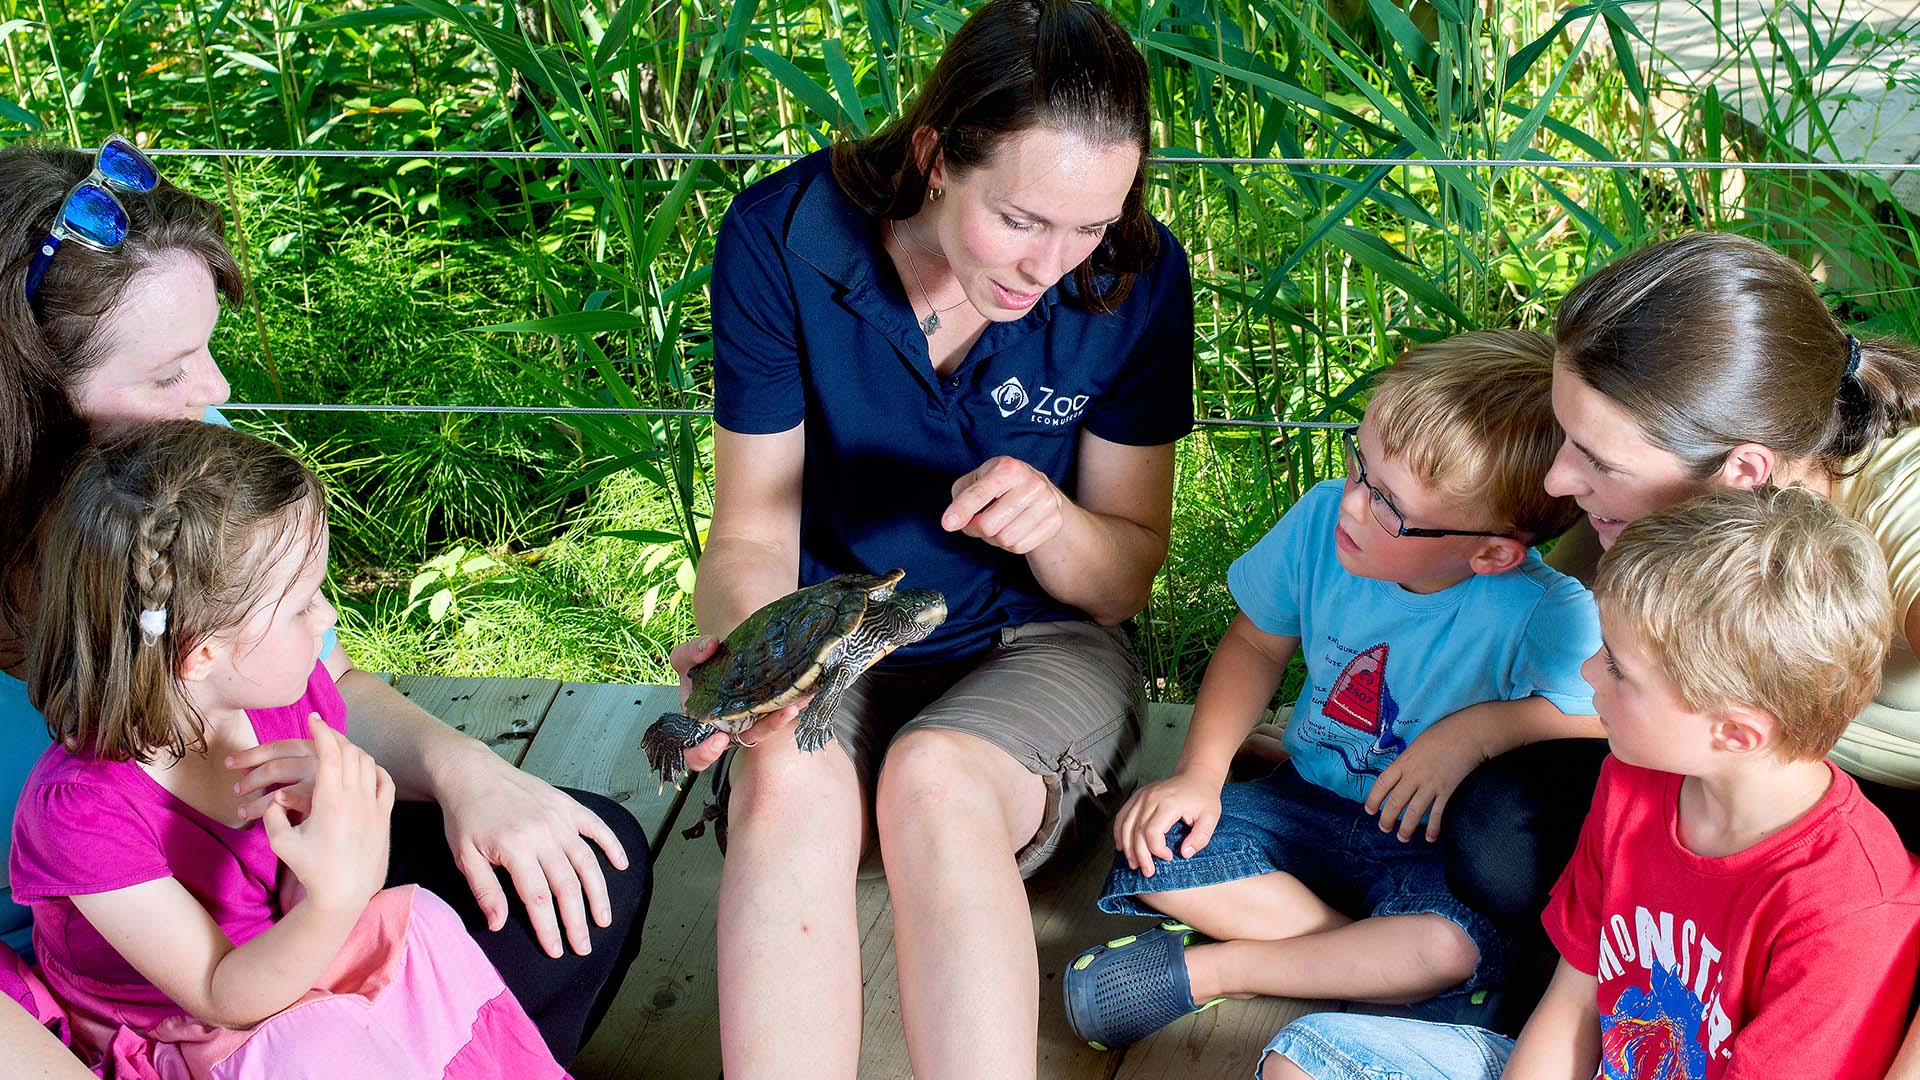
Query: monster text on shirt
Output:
[[1594, 905, 1735, 1078]]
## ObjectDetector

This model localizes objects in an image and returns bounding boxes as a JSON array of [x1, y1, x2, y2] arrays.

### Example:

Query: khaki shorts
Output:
[[706, 619, 1145, 877]]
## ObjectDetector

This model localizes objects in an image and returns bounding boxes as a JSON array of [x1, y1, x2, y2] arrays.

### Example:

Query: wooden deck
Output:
[[390, 675, 1330, 1079]]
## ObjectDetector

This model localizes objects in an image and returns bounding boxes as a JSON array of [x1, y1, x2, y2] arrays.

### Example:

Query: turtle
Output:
[[641, 569, 947, 786]]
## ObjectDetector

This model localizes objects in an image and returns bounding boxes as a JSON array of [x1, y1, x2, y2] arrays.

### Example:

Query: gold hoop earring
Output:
[[929, 187, 944, 202]]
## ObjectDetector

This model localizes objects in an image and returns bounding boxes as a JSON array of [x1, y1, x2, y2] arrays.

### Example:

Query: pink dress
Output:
[[7, 663, 567, 1079]]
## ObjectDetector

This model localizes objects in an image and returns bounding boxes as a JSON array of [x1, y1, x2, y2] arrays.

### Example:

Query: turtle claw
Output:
[[794, 722, 836, 754], [642, 713, 720, 787]]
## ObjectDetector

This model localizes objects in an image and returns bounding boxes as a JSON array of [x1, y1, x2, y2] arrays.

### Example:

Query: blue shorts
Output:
[[1096, 763, 1505, 991], [1259, 1014, 1514, 1080]]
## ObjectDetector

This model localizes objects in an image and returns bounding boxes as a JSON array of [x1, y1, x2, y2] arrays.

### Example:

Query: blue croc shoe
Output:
[[1063, 920, 1224, 1050]]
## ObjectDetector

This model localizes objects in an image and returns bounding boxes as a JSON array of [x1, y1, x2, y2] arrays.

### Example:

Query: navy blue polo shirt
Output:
[[710, 150, 1194, 664]]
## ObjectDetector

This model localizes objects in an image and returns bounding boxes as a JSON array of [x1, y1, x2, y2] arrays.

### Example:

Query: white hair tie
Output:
[[137, 607, 168, 643]]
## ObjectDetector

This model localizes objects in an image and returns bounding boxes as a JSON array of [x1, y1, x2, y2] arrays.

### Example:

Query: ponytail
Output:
[[1823, 334, 1920, 469], [1556, 232, 1920, 479]]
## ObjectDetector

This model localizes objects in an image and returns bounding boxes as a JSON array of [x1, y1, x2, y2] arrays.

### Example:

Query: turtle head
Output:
[[890, 588, 947, 644]]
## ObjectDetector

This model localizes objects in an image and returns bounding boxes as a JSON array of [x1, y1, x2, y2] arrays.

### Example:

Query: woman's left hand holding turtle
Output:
[[670, 634, 810, 773], [942, 455, 1066, 555]]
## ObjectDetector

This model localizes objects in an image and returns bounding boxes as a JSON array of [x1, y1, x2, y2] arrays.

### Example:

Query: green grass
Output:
[[333, 469, 698, 684]]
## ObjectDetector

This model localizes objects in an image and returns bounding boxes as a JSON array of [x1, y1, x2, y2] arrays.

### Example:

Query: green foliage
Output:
[[3, 0, 1918, 697], [405, 545, 514, 623]]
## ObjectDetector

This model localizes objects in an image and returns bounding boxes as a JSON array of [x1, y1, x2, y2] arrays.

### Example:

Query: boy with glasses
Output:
[[1064, 331, 1603, 1049]]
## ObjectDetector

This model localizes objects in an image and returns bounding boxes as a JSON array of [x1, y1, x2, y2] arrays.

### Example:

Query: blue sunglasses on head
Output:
[[24, 134, 161, 299]]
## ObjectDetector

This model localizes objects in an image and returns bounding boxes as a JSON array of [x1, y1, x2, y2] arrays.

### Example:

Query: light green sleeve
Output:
[[1833, 426, 1920, 786]]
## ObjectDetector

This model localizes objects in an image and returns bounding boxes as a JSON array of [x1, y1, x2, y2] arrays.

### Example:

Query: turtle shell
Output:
[[682, 569, 906, 725]]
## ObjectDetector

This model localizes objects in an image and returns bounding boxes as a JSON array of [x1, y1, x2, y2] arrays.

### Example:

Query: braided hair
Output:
[[27, 421, 325, 762]]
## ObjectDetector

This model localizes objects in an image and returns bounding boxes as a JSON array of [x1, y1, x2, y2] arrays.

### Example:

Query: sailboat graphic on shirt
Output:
[[1319, 642, 1408, 777]]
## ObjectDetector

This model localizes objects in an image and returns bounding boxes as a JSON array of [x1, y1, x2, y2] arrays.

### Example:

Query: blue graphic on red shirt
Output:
[[1319, 642, 1407, 776], [1599, 962, 1709, 1080]]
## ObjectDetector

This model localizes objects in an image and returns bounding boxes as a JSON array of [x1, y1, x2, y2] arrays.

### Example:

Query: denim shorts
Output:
[[1259, 1014, 1513, 1080], [1097, 762, 1506, 991]]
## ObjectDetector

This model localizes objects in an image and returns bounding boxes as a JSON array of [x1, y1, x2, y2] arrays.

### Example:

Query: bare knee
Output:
[[726, 744, 865, 862], [875, 729, 1041, 853], [875, 729, 972, 820], [1413, 916, 1480, 985], [1257, 1051, 1317, 1080]]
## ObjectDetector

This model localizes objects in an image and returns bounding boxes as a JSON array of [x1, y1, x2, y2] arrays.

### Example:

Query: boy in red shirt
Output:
[[1260, 485, 1920, 1080]]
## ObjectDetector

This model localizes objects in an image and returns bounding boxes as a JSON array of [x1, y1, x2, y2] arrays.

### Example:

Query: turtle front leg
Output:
[[793, 664, 856, 753], [642, 713, 722, 787]]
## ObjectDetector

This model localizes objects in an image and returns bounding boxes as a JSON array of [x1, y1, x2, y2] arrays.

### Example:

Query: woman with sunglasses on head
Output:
[[0, 138, 651, 1068], [665, 1, 1193, 1075]]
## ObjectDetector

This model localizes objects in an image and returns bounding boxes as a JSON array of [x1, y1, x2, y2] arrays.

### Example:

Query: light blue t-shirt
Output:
[[1227, 480, 1600, 806]]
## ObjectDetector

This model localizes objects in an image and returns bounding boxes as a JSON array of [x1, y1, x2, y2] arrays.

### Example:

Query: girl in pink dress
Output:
[[6, 421, 566, 1080]]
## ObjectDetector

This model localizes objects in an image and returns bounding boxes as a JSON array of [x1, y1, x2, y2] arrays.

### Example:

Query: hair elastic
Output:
[[1845, 334, 1863, 379], [137, 607, 167, 644]]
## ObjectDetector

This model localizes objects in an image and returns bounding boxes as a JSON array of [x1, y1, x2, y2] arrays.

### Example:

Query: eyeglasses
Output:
[[24, 134, 161, 299], [1341, 428, 1517, 540]]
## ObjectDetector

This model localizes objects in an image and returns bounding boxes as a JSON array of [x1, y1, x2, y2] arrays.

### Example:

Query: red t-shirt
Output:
[[1544, 756, 1920, 1080]]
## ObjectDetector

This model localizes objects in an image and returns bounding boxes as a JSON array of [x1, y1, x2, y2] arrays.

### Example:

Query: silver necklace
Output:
[[891, 219, 972, 335]]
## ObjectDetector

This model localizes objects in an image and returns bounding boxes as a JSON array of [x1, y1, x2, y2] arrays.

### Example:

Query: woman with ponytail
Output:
[[1435, 231, 1920, 1030]]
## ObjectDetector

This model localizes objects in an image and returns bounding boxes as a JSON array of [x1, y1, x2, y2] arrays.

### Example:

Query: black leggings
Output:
[[1440, 738, 1608, 1035], [383, 788, 653, 1066]]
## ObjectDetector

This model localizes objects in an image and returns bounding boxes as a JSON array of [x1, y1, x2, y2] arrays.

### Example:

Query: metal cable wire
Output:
[[224, 401, 1345, 430], [141, 146, 1920, 170], [179, 143, 1911, 430]]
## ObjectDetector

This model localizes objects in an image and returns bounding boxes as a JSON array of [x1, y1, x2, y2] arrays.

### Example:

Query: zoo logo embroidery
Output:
[[988, 376, 1091, 426]]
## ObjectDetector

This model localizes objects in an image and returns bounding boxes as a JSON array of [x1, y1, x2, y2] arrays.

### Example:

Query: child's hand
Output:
[[229, 727, 321, 820], [1363, 716, 1490, 842], [1113, 771, 1224, 876], [263, 717, 395, 917]]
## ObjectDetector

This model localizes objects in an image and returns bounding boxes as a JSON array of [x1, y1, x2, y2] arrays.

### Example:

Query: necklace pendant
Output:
[[921, 311, 941, 335]]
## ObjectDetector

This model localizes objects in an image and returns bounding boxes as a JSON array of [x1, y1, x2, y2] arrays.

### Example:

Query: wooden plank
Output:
[[516, 683, 688, 855], [1115, 997, 1331, 1079], [572, 817, 726, 1080], [388, 675, 563, 768]]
